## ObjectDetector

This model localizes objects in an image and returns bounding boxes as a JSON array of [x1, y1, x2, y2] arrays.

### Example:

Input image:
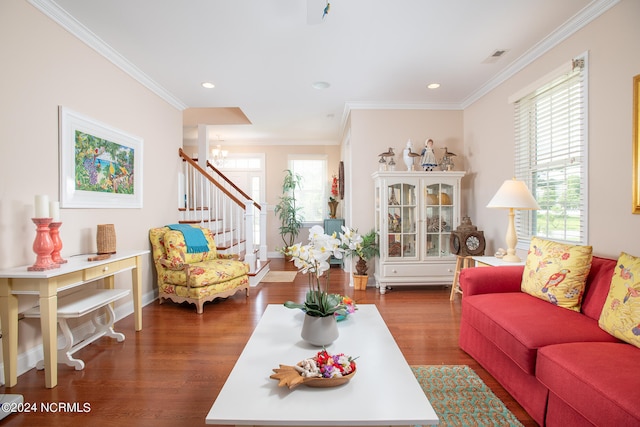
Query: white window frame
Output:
[[511, 53, 588, 246], [288, 155, 328, 226]]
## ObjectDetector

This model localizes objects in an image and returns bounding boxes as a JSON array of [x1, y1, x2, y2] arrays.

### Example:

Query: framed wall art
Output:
[[633, 75, 640, 213], [338, 160, 344, 200], [59, 106, 143, 208]]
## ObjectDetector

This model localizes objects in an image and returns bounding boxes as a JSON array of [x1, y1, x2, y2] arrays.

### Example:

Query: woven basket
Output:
[[97, 224, 117, 254]]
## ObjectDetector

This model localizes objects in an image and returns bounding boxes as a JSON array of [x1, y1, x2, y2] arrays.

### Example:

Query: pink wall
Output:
[[0, 0, 182, 360], [346, 109, 464, 234], [463, 0, 640, 258]]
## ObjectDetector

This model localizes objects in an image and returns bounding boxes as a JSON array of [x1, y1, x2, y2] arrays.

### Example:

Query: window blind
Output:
[[514, 56, 587, 244]]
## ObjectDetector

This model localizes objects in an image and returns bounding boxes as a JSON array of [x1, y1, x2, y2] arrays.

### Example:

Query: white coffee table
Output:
[[205, 304, 438, 426]]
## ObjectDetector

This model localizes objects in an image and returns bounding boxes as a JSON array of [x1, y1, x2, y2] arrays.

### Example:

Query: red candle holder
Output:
[[49, 222, 67, 264], [28, 218, 59, 271]]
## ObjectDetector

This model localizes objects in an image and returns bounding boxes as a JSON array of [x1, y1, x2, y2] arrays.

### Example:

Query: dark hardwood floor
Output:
[[1, 259, 536, 426]]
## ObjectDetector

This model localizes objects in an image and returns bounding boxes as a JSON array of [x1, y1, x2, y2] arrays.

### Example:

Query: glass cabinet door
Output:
[[424, 182, 455, 258], [386, 182, 417, 259]]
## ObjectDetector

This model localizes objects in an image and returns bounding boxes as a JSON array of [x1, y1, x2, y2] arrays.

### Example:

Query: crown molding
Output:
[[345, 101, 462, 111], [29, 0, 619, 120], [461, 0, 620, 108], [28, 0, 188, 111]]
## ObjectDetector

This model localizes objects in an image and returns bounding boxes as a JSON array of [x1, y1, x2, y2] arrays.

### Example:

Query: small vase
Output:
[[328, 200, 339, 219], [301, 314, 339, 346]]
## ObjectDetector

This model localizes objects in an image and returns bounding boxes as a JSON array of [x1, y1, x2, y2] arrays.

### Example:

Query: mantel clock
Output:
[[450, 216, 485, 257]]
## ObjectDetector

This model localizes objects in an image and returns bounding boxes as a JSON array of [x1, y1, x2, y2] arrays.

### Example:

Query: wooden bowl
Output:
[[270, 364, 356, 389]]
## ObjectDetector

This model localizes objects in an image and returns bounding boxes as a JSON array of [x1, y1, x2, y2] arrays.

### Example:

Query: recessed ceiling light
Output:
[[312, 81, 330, 90], [201, 82, 215, 89], [427, 83, 440, 89]]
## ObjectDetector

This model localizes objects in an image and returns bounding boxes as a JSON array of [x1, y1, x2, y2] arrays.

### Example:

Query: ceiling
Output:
[[38, 0, 614, 146]]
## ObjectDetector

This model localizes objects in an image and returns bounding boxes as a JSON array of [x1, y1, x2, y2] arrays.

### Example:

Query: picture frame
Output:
[[338, 161, 344, 200], [59, 107, 143, 208], [633, 75, 640, 213]]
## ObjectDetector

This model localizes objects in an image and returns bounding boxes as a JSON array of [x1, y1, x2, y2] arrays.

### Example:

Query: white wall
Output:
[[0, 0, 181, 376], [463, 0, 640, 259]]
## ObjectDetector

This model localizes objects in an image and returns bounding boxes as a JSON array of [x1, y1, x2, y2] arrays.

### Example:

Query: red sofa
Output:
[[459, 256, 640, 426]]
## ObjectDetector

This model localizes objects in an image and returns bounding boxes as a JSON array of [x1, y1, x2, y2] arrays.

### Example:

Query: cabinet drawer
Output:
[[383, 262, 454, 277], [83, 258, 136, 281]]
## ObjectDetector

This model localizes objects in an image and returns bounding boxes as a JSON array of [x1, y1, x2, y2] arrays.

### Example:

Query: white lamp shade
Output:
[[487, 179, 540, 210]]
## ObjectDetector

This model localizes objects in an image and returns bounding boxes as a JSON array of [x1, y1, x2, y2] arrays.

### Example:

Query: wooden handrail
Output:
[[178, 148, 245, 208], [206, 160, 262, 211]]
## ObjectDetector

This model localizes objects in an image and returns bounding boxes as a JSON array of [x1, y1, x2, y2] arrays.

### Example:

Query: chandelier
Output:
[[210, 144, 228, 168]]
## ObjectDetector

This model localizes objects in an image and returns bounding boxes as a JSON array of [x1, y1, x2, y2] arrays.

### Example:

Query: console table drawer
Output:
[[83, 258, 136, 281], [383, 262, 454, 277]]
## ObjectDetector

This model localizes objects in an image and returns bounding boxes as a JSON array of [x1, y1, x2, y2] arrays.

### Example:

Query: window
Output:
[[513, 56, 587, 244], [289, 155, 328, 224]]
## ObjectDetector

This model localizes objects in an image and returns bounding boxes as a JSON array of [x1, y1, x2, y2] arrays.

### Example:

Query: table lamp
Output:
[[486, 178, 540, 262]]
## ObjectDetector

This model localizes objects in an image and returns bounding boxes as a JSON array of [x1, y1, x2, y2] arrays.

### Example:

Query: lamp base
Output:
[[502, 254, 522, 263]]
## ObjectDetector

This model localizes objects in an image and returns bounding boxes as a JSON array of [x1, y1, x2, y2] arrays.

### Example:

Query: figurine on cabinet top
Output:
[[402, 139, 421, 171], [439, 147, 457, 171], [421, 139, 438, 171], [378, 147, 394, 171]]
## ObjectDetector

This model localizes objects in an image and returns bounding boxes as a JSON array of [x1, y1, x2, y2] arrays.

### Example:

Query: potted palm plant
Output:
[[274, 169, 304, 254], [344, 229, 379, 290]]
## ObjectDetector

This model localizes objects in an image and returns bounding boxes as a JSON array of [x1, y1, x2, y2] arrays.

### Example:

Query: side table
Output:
[[473, 256, 526, 267], [450, 256, 474, 300]]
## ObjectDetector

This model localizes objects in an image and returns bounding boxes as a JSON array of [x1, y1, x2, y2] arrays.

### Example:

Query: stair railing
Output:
[[177, 148, 267, 269], [205, 160, 268, 265]]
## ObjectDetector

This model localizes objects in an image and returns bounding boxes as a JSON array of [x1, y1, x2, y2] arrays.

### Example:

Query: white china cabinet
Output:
[[372, 171, 465, 294]]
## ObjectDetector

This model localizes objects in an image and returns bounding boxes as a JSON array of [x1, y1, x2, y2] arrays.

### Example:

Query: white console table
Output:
[[0, 249, 148, 388]]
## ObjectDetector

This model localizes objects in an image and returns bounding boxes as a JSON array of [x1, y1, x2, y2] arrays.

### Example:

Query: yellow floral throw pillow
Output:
[[521, 237, 593, 311], [598, 252, 640, 348]]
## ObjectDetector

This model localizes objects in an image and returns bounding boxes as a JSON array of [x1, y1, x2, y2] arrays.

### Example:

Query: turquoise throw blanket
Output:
[[166, 224, 210, 253]]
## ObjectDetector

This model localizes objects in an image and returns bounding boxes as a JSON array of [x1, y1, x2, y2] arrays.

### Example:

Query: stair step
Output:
[[178, 219, 222, 225], [178, 207, 210, 212], [216, 238, 246, 251], [248, 259, 270, 277]]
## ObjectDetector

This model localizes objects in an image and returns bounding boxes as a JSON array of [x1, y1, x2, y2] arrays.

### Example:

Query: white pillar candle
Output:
[[35, 195, 49, 218], [50, 201, 60, 222]]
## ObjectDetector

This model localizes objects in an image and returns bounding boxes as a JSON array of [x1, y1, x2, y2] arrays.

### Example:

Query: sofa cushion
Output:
[[462, 292, 619, 375], [521, 237, 592, 311], [537, 342, 640, 426], [580, 256, 617, 321], [160, 258, 249, 287], [159, 273, 249, 299], [459, 265, 525, 296], [598, 252, 640, 348], [163, 227, 219, 269]]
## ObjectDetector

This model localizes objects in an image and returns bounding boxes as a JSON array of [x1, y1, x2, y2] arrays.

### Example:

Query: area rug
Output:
[[411, 365, 523, 427], [262, 271, 297, 282]]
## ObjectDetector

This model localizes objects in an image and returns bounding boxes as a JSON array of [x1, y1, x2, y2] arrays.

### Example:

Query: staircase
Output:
[[177, 148, 269, 286]]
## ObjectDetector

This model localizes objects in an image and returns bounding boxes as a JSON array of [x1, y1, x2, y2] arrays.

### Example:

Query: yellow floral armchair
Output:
[[149, 226, 250, 314]]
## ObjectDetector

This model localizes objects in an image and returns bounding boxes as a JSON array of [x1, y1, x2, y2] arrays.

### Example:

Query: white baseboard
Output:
[[267, 251, 285, 259], [0, 289, 158, 386]]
